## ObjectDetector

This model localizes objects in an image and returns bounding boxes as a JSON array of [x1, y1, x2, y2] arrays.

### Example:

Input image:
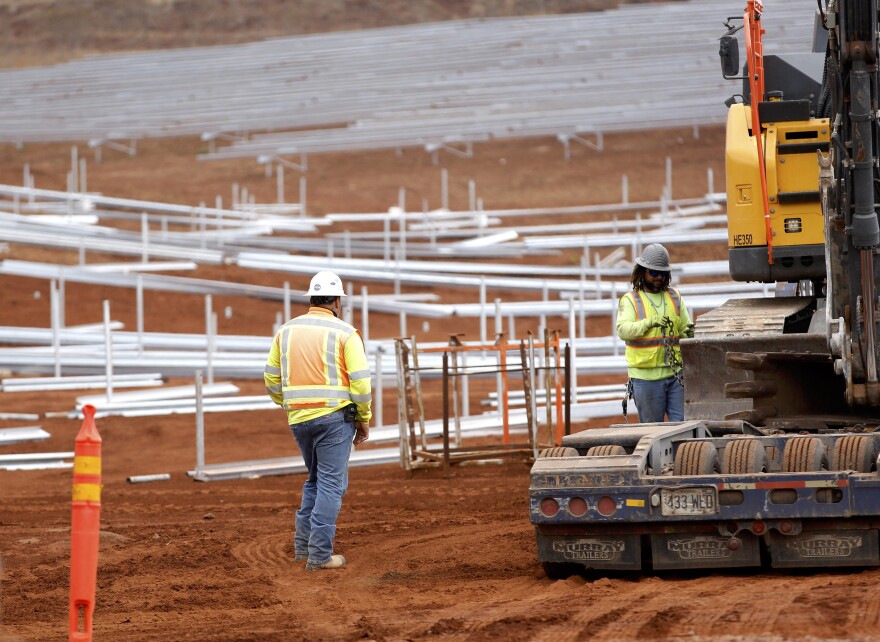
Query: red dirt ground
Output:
[[3, 4, 880, 641], [2, 124, 879, 642]]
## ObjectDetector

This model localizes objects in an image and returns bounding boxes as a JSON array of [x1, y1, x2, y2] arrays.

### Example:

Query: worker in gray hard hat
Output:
[[615, 244, 693, 423]]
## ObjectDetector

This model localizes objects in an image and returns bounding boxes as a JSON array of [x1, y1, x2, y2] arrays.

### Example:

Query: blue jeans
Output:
[[631, 376, 684, 423], [291, 410, 355, 565]]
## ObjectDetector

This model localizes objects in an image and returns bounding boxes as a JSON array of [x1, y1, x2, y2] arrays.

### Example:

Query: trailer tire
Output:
[[832, 435, 875, 473], [782, 437, 827, 472], [722, 439, 766, 474], [542, 561, 580, 580], [586, 444, 626, 456], [538, 447, 579, 458], [673, 441, 719, 476]]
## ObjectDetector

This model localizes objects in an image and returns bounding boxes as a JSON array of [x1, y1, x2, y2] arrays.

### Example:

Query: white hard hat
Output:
[[635, 243, 671, 271], [306, 270, 347, 297]]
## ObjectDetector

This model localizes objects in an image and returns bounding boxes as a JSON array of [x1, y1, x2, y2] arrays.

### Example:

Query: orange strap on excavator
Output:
[[744, 0, 774, 264]]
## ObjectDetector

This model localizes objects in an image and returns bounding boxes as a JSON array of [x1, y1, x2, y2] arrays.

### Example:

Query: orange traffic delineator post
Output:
[[68, 404, 102, 642]]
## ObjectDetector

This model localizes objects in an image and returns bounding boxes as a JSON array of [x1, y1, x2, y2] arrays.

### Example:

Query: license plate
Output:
[[660, 487, 717, 516]]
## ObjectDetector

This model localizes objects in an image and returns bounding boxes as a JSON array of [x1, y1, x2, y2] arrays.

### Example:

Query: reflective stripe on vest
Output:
[[623, 289, 683, 368], [278, 309, 360, 409], [626, 336, 680, 348], [667, 288, 681, 316], [625, 288, 681, 321]]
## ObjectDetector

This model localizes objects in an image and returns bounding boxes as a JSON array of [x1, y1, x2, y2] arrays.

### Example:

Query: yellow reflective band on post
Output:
[[626, 499, 645, 507], [72, 483, 102, 503], [73, 456, 101, 475]]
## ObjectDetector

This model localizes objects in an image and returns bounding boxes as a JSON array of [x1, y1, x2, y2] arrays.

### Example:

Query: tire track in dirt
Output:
[[397, 573, 666, 642], [231, 531, 293, 572], [730, 575, 803, 635], [796, 572, 880, 635], [401, 576, 574, 641], [536, 577, 665, 642]]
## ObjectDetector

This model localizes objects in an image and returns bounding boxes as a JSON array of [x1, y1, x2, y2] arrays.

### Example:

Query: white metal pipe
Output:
[[611, 279, 619, 356], [276, 163, 284, 204], [361, 285, 369, 342], [344, 282, 353, 324], [479, 277, 487, 344], [399, 204, 407, 263], [77, 382, 238, 407], [568, 298, 577, 404], [127, 473, 171, 484], [136, 274, 144, 355], [70, 146, 78, 197], [495, 298, 503, 421], [51, 279, 61, 378], [6, 377, 162, 394], [209, 312, 217, 385], [103, 299, 113, 402], [528, 334, 538, 459], [195, 370, 205, 468], [141, 212, 149, 262], [374, 349, 383, 429], [58, 274, 66, 329], [0, 426, 51, 445]]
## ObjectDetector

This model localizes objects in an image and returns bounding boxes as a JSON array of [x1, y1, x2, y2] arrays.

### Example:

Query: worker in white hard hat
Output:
[[264, 270, 371, 571], [615, 244, 693, 423]]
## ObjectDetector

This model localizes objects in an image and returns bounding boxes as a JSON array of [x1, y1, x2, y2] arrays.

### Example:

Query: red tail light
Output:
[[540, 497, 559, 517], [568, 497, 588, 517], [597, 496, 617, 516]]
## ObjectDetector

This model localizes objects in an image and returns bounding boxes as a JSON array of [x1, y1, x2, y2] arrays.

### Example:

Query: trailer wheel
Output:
[[782, 437, 827, 472], [538, 447, 579, 458], [586, 444, 626, 456], [673, 441, 719, 476], [542, 561, 580, 580], [721, 439, 766, 474], [831, 435, 875, 472]]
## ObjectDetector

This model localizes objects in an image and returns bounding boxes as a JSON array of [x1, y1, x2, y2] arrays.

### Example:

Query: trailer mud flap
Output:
[[537, 533, 642, 570], [651, 533, 760, 570], [768, 529, 880, 568]]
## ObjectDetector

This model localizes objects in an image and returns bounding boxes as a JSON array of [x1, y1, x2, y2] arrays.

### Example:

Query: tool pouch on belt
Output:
[[343, 404, 356, 424]]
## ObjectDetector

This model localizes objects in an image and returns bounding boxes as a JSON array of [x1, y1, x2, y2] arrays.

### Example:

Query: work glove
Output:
[[354, 421, 369, 446], [650, 316, 669, 329], [684, 323, 696, 339]]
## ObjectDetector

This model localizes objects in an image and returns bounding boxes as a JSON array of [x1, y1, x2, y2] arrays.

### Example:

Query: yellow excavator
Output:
[[529, 0, 880, 578], [529, 0, 880, 577], [685, 0, 880, 426]]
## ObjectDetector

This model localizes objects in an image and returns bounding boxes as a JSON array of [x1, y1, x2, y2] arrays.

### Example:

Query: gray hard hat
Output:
[[635, 243, 671, 271]]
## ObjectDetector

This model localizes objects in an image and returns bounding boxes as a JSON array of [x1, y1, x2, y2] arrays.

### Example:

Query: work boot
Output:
[[306, 554, 346, 571]]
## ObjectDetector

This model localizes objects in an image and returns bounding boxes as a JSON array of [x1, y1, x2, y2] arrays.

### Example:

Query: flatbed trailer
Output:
[[530, 421, 880, 577]]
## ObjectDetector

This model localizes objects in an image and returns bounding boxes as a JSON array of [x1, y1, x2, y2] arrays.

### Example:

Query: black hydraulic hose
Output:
[[817, 49, 832, 118]]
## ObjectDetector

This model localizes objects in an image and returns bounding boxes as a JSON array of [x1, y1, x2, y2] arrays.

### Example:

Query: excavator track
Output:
[[693, 297, 815, 339]]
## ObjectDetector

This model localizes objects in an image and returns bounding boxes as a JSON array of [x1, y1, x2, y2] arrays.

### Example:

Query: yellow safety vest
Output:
[[622, 288, 683, 369], [264, 307, 372, 424]]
